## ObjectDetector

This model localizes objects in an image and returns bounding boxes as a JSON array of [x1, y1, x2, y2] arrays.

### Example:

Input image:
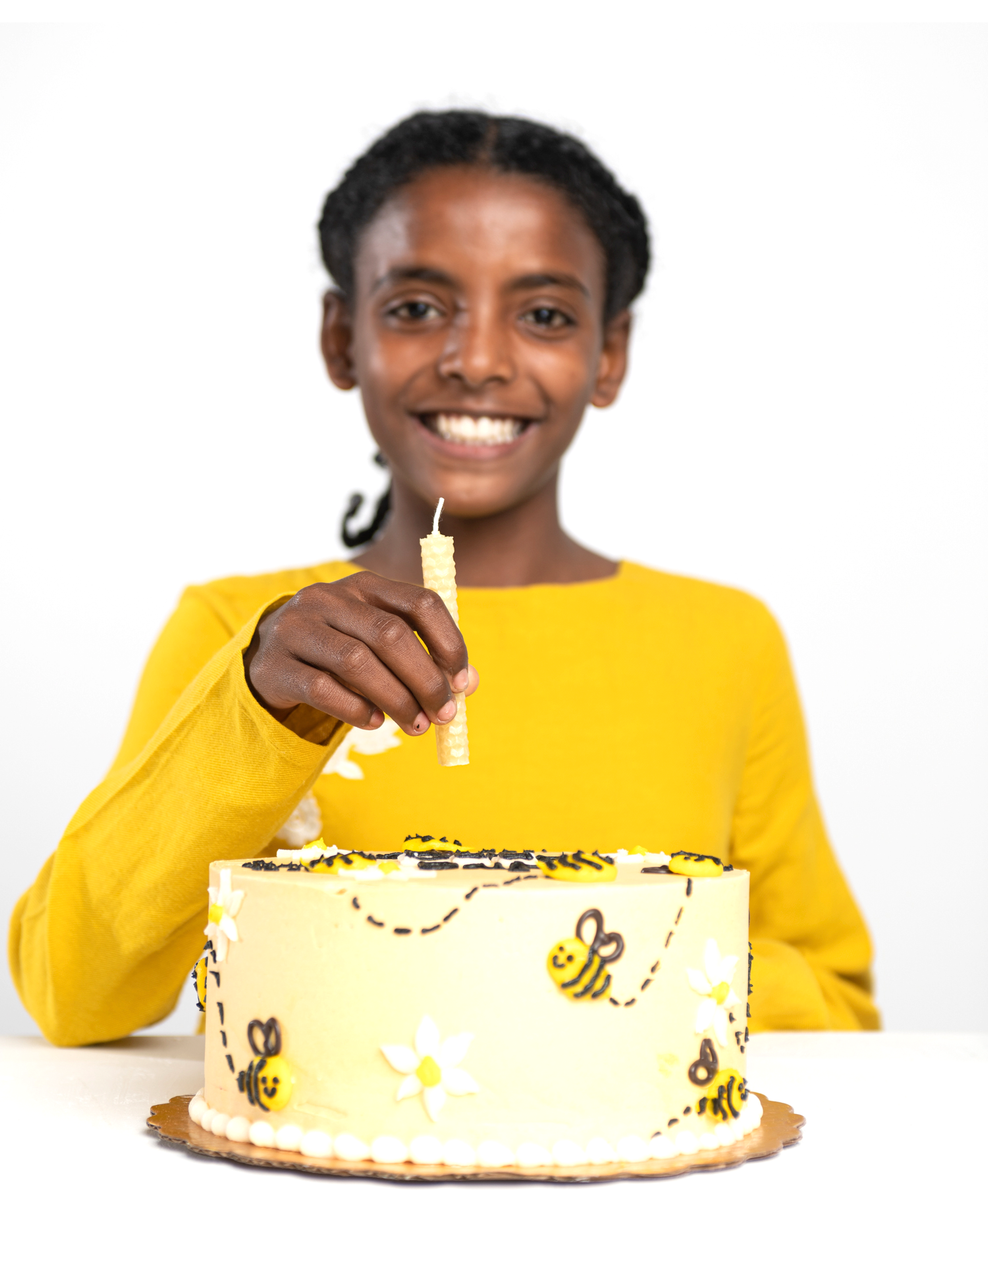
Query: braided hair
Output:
[[321, 110, 651, 546]]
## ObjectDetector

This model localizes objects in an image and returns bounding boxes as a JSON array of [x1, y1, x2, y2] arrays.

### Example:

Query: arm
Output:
[[9, 592, 348, 1045], [733, 606, 879, 1031], [9, 572, 473, 1046]]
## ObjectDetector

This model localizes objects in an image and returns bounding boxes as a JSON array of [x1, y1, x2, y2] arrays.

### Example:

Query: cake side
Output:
[[194, 858, 759, 1166]]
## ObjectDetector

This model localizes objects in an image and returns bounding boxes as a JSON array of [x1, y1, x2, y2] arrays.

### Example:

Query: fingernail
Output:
[[412, 715, 429, 734], [368, 709, 384, 728], [451, 669, 470, 692], [436, 699, 456, 723]]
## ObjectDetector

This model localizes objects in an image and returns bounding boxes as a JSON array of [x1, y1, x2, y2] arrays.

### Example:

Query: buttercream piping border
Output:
[[186, 1090, 763, 1168]]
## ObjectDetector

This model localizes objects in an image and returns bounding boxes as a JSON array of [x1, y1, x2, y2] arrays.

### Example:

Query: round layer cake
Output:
[[190, 847, 760, 1168]]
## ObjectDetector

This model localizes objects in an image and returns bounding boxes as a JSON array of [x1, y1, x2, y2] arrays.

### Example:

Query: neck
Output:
[[352, 473, 617, 587]]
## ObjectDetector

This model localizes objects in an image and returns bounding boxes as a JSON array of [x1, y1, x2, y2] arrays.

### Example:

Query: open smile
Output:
[[417, 412, 535, 447]]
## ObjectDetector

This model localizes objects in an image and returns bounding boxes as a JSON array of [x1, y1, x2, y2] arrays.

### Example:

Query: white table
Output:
[[2, 1032, 983, 1277]]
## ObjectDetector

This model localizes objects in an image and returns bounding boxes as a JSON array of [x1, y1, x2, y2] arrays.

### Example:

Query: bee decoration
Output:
[[547, 908, 625, 1001], [190, 941, 215, 1013], [687, 1037, 719, 1086], [541, 852, 617, 883], [237, 1017, 294, 1111], [696, 1068, 748, 1122], [667, 852, 725, 879]]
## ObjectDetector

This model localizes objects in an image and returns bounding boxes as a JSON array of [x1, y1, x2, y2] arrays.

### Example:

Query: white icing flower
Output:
[[380, 1015, 479, 1122], [614, 846, 670, 866], [323, 717, 402, 781], [274, 792, 322, 846], [687, 938, 742, 1046], [204, 868, 244, 962]]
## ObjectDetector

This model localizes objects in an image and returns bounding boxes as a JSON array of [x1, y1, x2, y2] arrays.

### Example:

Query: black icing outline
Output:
[[687, 1037, 719, 1086]]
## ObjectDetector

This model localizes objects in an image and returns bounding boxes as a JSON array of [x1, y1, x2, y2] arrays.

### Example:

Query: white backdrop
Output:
[[1, 17, 985, 1037]]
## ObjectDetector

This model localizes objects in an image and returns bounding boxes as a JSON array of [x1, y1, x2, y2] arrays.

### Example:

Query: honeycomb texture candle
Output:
[[420, 499, 469, 767]]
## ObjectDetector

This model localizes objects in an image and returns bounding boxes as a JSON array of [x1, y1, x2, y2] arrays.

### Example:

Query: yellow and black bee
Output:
[[190, 941, 215, 1012], [668, 851, 725, 878], [548, 908, 625, 1000], [403, 833, 470, 855], [237, 1017, 293, 1112], [697, 1068, 748, 1121], [301, 838, 377, 875], [541, 851, 616, 883]]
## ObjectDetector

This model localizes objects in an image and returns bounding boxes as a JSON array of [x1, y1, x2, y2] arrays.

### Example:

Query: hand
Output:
[[244, 571, 478, 736]]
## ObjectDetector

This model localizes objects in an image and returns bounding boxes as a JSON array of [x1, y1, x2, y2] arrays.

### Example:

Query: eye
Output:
[[388, 300, 442, 321], [522, 306, 573, 330]]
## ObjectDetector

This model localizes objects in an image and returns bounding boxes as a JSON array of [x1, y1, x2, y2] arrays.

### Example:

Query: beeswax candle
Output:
[[420, 498, 469, 767]]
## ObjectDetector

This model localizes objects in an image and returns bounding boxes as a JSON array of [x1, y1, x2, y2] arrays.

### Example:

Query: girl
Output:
[[10, 111, 878, 1044]]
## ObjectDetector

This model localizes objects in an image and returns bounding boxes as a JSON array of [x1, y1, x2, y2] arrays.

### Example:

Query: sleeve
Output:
[[8, 589, 349, 1046], [731, 606, 880, 1031]]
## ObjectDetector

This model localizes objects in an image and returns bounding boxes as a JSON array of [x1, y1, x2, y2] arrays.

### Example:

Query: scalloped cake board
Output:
[[148, 1092, 803, 1182]]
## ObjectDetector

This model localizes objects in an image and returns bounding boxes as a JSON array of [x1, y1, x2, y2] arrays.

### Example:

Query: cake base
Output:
[[148, 1092, 803, 1182]]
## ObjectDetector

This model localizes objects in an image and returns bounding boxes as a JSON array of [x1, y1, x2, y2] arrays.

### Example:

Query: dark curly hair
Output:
[[319, 110, 650, 323]]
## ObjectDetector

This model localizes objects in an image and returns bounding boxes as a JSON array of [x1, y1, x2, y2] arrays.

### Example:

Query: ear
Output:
[[590, 309, 632, 409], [321, 289, 358, 390]]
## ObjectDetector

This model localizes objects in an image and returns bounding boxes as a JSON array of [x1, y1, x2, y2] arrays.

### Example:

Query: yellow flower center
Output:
[[711, 981, 730, 1004], [208, 903, 225, 924], [415, 1055, 442, 1088]]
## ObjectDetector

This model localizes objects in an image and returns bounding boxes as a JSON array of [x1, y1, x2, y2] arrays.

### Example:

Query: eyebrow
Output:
[[371, 266, 454, 293], [509, 272, 591, 300], [370, 265, 592, 300]]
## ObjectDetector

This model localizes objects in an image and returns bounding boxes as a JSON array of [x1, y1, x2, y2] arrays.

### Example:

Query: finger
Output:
[[333, 600, 459, 723], [348, 573, 469, 679], [251, 652, 386, 730], [282, 624, 437, 736], [463, 664, 480, 697]]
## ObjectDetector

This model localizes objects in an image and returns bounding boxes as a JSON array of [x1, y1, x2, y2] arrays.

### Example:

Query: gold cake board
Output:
[[147, 1093, 803, 1182]]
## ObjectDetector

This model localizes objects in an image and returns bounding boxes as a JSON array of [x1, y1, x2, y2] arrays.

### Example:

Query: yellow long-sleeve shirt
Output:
[[9, 560, 878, 1045]]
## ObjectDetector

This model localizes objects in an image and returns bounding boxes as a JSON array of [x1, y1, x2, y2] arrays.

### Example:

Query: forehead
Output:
[[353, 166, 606, 297]]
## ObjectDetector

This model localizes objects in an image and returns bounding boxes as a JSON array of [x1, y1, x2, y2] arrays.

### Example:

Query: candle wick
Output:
[[432, 497, 444, 536]]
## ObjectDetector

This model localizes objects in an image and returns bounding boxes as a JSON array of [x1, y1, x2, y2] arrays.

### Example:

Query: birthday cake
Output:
[[187, 839, 761, 1169]]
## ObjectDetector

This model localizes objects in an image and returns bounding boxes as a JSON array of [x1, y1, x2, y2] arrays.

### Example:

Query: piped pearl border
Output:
[[187, 1091, 763, 1168]]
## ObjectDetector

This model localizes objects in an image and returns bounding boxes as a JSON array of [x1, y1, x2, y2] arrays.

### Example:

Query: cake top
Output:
[[224, 838, 740, 890]]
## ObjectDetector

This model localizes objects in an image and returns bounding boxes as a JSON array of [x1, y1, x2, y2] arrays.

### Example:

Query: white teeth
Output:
[[434, 414, 522, 445]]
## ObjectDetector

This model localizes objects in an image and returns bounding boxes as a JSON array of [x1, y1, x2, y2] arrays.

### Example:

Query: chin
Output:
[[420, 473, 543, 520]]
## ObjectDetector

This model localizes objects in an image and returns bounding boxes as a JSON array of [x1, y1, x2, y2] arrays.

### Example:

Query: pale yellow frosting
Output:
[[200, 859, 753, 1164]]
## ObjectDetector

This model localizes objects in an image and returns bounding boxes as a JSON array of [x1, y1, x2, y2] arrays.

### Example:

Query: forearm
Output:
[[8, 607, 347, 1046]]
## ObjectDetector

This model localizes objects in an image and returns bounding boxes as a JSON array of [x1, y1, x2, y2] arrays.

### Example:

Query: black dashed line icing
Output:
[[607, 885, 689, 1008], [358, 869, 535, 936]]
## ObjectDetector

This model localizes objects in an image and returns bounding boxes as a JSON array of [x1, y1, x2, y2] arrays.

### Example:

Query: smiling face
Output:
[[321, 166, 631, 520]]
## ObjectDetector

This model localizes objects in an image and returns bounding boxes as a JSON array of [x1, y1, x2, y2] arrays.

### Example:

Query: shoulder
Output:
[[619, 561, 780, 635], [178, 560, 360, 634], [617, 562, 793, 700], [615, 562, 789, 677]]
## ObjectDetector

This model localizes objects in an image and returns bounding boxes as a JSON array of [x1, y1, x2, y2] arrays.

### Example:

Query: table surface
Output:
[[3, 1031, 984, 1277]]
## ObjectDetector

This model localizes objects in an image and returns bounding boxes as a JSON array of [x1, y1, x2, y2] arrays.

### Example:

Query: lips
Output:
[[419, 413, 528, 446]]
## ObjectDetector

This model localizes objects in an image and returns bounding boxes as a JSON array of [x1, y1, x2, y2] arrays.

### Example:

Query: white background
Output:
[[1, 16, 985, 1037]]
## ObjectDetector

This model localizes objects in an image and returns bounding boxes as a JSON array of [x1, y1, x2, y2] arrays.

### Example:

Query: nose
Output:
[[436, 302, 515, 388]]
